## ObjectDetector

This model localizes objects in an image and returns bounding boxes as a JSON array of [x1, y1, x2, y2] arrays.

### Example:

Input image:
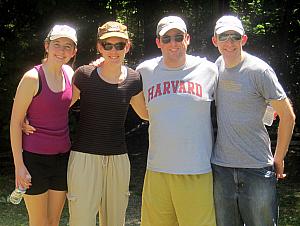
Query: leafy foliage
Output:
[[0, 0, 299, 161], [229, 0, 300, 120]]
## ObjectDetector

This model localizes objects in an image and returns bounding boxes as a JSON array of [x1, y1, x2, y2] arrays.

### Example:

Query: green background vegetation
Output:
[[1, 0, 299, 151]]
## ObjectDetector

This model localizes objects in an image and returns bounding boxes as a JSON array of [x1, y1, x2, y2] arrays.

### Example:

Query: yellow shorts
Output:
[[141, 170, 216, 226]]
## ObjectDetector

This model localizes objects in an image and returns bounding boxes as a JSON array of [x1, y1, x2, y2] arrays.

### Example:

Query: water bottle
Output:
[[263, 105, 275, 126], [9, 187, 26, 204]]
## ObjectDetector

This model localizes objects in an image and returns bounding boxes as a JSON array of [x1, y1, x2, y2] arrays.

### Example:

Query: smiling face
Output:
[[156, 28, 190, 68], [45, 37, 77, 65], [97, 37, 130, 66], [212, 30, 248, 68]]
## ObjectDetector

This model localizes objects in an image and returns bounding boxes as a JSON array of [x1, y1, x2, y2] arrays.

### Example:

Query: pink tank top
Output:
[[22, 64, 72, 154]]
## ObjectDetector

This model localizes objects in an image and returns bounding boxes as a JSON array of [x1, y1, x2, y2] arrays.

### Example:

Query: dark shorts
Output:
[[23, 150, 70, 195]]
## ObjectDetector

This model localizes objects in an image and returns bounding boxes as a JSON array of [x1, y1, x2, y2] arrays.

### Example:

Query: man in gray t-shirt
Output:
[[211, 15, 295, 226]]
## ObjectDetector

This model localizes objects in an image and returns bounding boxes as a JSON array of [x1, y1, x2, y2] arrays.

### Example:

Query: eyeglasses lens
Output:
[[102, 42, 126, 51], [218, 33, 242, 42], [161, 34, 184, 44]]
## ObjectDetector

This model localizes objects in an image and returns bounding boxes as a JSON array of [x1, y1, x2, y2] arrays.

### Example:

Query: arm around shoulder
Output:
[[63, 64, 75, 83], [130, 91, 149, 120], [69, 66, 84, 107], [70, 84, 80, 107]]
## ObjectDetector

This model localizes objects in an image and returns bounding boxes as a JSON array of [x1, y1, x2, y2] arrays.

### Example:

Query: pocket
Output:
[[255, 166, 276, 179], [66, 192, 77, 202]]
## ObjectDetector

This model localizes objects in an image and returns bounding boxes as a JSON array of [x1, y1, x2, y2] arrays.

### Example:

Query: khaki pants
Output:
[[67, 151, 130, 226]]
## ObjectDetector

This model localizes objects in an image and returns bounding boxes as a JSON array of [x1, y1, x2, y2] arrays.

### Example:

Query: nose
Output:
[[223, 37, 235, 44], [107, 47, 118, 53], [56, 45, 66, 52], [169, 38, 178, 46], [228, 37, 236, 43]]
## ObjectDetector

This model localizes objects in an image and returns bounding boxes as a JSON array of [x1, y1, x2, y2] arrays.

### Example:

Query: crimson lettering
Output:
[[148, 86, 154, 102], [163, 81, 171, 95], [147, 80, 203, 102], [178, 81, 187, 93], [171, 80, 179, 93], [154, 83, 162, 97], [195, 83, 202, 97], [187, 82, 195, 95]]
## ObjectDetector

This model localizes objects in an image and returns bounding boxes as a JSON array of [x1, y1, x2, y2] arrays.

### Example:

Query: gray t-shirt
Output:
[[137, 55, 218, 174], [211, 52, 286, 168]]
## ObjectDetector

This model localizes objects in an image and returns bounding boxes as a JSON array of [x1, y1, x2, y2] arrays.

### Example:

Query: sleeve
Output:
[[255, 67, 287, 101], [128, 68, 143, 96], [214, 57, 223, 102], [135, 72, 143, 94], [73, 66, 84, 90], [211, 64, 219, 101]]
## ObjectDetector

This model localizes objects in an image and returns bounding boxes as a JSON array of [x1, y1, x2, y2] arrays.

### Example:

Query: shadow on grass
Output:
[[278, 179, 300, 226], [0, 150, 299, 226], [0, 151, 147, 226]]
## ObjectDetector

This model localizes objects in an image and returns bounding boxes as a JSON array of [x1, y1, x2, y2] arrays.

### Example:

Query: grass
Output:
[[1, 151, 299, 226], [0, 152, 146, 226], [277, 180, 300, 226]]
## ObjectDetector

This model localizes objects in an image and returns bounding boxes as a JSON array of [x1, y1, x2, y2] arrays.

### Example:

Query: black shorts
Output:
[[23, 150, 70, 195]]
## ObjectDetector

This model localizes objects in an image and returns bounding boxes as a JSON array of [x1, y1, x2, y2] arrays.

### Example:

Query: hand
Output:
[[15, 164, 32, 189], [273, 111, 278, 120], [89, 57, 105, 67], [274, 159, 286, 179], [22, 118, 36, 135]]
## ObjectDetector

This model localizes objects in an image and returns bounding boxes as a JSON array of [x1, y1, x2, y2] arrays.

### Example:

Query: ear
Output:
[[185, 33, 190, 45], [125, 42, 131, 54], [96, 42, 103, 54], [156, 37, 161, 49], [241, 34, 248, 46], [72, 47, 78, 58], [44, 42, 49, 52], [212, 36, 218, 47]]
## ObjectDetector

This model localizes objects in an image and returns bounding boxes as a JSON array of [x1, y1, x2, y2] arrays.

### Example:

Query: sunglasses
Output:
[[218, 33, 242, 42], [161, 34, 184, 44], [101, 42, 126, 51]]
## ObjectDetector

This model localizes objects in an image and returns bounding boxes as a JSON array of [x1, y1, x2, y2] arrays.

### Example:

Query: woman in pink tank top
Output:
[[10, 24, 77, 226]]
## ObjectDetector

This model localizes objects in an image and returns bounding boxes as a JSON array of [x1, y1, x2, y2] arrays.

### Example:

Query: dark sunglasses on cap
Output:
[[161, 34, 184, 44], [218, 33, 242, 42], [101, 42, 127, 51]]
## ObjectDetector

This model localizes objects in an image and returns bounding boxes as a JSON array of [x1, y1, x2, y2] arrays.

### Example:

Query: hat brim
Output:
[[99, 32, 129, 40], [49, 35, 77, 45], [215, 26, 244, 35], [158, 25, 186, 36]]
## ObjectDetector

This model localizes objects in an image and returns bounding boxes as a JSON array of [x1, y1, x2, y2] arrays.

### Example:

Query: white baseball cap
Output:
[[156, 16, 187, 36], [214, 15, 244, 35], [47, 25, 77, 45]]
